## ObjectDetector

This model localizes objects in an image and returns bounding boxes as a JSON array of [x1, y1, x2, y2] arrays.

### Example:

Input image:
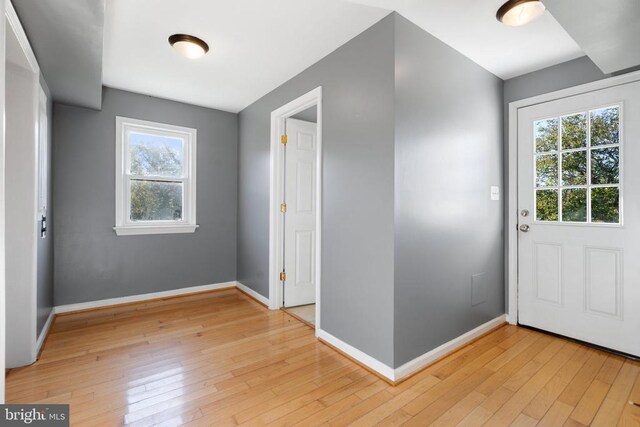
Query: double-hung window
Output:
[[114, 117, 198, 235]]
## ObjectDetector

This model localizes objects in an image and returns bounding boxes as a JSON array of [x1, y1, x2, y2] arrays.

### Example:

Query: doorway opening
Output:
[[268, 87, 322, 332]]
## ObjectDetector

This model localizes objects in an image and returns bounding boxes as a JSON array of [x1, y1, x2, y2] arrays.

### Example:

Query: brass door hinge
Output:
[[280, 271, 286, 281], [280, 203, 287, 213], [281, 134, 288, 145]]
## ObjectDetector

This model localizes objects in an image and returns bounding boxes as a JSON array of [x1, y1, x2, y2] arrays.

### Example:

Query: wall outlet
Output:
[[490, 186, 500, 201], [471, 273, 487, 306]]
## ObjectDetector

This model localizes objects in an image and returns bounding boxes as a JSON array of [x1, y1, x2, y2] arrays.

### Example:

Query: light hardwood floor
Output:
[[6, 289, 640, 426]]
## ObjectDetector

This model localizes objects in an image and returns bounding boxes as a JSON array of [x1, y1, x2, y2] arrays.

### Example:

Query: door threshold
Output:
[[519, 324, 640, 362], [282, 306, 315, 329]]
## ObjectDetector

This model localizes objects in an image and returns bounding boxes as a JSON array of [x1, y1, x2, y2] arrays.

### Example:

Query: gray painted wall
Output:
[[37, 78, 54, 336], [238, 14, 396, 366], [393, 15, 504, 366], [13, 0, 105, 109], [504, 56, 606, 105], [291, 105, 317, 123], [53, 87, 238, 305], [545, 0, 640, 74]]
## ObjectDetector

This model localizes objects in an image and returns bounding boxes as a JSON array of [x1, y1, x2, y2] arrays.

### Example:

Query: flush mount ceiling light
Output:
[[168, 34, 209, 59], [497, 0, 546, 27]]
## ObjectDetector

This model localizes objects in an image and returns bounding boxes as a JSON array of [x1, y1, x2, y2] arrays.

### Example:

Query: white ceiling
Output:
[[103, 0, 389, 113], [103, 0, 587, 114], [346, 0, 584, 79]]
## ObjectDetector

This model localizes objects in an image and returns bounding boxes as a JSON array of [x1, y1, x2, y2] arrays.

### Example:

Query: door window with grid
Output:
[[534, 105, 621, 224]]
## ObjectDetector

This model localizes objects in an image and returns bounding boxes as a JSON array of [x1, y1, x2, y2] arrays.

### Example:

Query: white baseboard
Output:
[[317, 329, 395, 381], [36, 308, 56, 356], [54, 281, 237, 314], [394, 314, 507, 381], [319, 314, 507, 382], [236, 281, 270, 306]]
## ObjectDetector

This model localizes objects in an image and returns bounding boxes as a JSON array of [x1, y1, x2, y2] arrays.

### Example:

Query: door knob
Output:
[[519, 224, 530, 232]]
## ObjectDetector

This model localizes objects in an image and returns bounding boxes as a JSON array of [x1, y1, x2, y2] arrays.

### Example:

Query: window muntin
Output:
[[534, 105, 621, 225], [115, 117, 197, 235]]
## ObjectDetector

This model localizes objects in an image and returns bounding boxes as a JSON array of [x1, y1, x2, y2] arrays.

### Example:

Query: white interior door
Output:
[[517, 81, 640, 356], [283, 118, 317, 307]]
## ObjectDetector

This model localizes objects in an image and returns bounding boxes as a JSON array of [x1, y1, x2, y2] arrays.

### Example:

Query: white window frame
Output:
[[114, 116, 198, 236]]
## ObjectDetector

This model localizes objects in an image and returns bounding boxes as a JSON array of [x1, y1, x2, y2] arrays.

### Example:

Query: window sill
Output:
[[113, 224, 199, 236]]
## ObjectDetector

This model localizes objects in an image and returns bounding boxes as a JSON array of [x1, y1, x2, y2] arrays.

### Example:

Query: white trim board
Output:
[[317, 329, 395, 381], [4, 0, 42, 370], [506, 70, 640, 325], [268, 87, 323, 335], [0, 0, 5, 402], [394, 315, 507, 381], [54, 281, 237, 314], [236, 281, 270, 306], [6, 0, 40, 74], [36, 308, 55, 357], [319, 315, 507, 383]]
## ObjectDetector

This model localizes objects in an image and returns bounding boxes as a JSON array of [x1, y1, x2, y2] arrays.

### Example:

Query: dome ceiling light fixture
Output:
[[168, 34, 210, 59], [496, 0, 546, 27]]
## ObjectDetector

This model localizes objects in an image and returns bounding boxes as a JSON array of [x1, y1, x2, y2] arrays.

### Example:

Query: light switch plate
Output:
[[490, 186, 500, 201]]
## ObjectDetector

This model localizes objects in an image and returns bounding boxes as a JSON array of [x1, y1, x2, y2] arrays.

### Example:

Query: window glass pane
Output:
[[561, 150, 587, 186], [129, 132, 184, 177], [130, 180, 183, 221], [591, 187, 620, 223], [536, 154, 558, 187], [561, 113, 587, 149], [590, 107, 619, 146], [562, 188, 587, 222], [591, 147, 620, 184], [535, 118, 558, 153], [536, 189, 558, 221]]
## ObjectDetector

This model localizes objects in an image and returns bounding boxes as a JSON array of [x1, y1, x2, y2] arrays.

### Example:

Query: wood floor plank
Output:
[[484, 342, 578, 426], [558, 351, 609, 407], [568, 379, 611, 425], [456, 405, 494, 427], [522, 346, 592, 420], [537, 400, 574, 426], [5, 290, 637, 426], [591, 362, 640, 426]]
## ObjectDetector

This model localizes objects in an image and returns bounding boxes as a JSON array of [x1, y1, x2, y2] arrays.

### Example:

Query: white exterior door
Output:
[[517, 81, 640, 357], [283, 118, 317, 307]]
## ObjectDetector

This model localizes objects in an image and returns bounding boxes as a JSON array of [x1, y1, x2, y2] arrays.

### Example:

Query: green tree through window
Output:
[[534, 106, 620, 224], [129, 133, 184, 221]]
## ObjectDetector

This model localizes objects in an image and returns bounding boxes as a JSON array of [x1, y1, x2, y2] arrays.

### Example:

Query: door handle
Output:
[[519, 224, 530, 232]]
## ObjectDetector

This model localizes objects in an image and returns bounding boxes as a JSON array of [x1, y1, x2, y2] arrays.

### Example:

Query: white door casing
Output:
[[269, 86, 322, 331], [283, 119, 317, 307], [517, 81, 640, 356], [0, 0, 6, 404]]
